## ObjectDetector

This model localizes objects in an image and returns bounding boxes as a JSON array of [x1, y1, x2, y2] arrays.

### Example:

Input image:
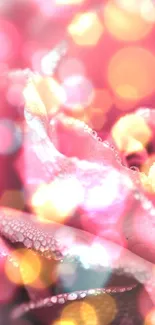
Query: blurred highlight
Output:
[[31, 178, 84, 223], [68, 12, 103, 46], [103, 0, 154, 41], [107, 47, 155, 101]]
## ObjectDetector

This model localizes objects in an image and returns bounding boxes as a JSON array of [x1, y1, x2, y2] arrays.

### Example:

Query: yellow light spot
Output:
[[127, 138, 144, 154], [5, 251, 23, 285], [141, 154, 155, 175], [103, 0, 153, 41], [31, 178, 84, 223], [30, 256, 58, 289], [68, 11, 103, 46], [61, 301, 97, 325], [116, 84, 139, 100], [20, 250, 41, 285], [23, 76, 65, 117], [80, 302, 98, 325], [148, 163, 155, 192], [139, 172, 152, 192], [61, 295, 117, 325], [112, 113, 152, 154], [5, 249, 41, 286], [138, 157, 155, 193], [107, 47, 155, 101], [52, 320, 76, 325], [116, 0, 141, 13], [144, 308, 155, 325]]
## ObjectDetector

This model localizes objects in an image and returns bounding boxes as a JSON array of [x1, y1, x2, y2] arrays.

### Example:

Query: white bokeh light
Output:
[[62, 75, 94, 110]]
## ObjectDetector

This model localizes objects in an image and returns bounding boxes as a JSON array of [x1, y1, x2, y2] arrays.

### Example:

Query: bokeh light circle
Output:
[[62, 75, 94, 111], [61, 301, 98, 325], [116, 0, 149, 14], [60, 295, 117, 325], [116, 0, 155, 23], [103, 0, 153, 41], [144, 308, 155, 325], [111, 113, 152, 153], [107, 47, 155, 101], [5, 248, 42, 286], [68, 11, 103, 46], [52, 320, 76, 325], [141, 0, 155, 23], [31, 178, 84, 223]]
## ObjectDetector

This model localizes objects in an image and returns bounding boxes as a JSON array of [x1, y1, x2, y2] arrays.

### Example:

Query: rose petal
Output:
[[48, 113, 122, 164], [1, 206, 155, 315]]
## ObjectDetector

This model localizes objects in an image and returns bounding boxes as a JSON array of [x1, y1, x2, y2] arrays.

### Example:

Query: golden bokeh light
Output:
[[31, 178, 84, 223], [116, 0, 155, 17], [68, 11, 103, 46], [19, 250, 41, 285], [23, 76, 65, 117], [5, 249, 41, 286], [103, 0, 154, 41], [139, 172, 152, 192], [107, 47, 155, 101], [138, 157, 155, 193], [144, 308, 155, 325], [141, 154, 155, 175], [80, 302, 98, 325], [5, 251, 22, 285], [61, 295, 117, 325], [52, 320, 76, 325], [29, 255, 58, 289], [111, 113, 152, 154], [61, 301, 98, 325]]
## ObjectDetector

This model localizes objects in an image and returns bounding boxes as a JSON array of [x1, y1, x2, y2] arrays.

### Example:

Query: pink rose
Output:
[[0, 1, 155, 324], [0, 70, 154, 325]]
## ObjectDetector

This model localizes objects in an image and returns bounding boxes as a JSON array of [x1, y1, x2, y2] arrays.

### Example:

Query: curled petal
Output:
[[15, 94, 142, 241], [0, 207, 154, 285]]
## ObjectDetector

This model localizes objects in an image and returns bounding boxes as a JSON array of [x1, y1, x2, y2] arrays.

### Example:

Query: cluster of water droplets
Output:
[[12, 284, 137, 319]]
